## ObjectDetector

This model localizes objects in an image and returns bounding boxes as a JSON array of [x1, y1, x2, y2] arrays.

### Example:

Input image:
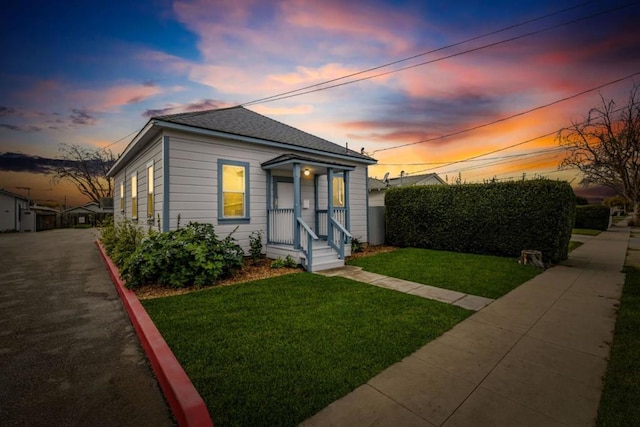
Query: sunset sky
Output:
[[1, 0, 639, 206]]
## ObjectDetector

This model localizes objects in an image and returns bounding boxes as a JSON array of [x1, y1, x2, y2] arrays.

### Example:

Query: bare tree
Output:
[[558, 84, 640, 224], [52, 143, 116, 204]]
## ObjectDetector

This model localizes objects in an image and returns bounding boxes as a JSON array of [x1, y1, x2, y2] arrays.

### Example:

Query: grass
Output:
[[347, 248, 541, 299], [142, 273, 471, 426], [568, 241, 583, 252], [572, 228, 602, 236], [597, 266, 640, 426]]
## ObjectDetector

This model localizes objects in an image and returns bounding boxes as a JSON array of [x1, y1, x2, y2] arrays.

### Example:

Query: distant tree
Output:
[[575, 195, 589, 205], [603, 195, 631, 211], [558, 84, 640, 224], [51, 143, 116, 204]]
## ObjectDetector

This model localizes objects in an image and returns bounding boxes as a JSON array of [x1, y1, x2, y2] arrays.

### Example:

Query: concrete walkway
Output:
[[0, 229, 173, 426], [303, 225, 629, 426], [317, 266, 494, 311]]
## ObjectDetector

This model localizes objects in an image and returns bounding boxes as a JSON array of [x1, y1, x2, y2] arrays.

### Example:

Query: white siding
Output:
[[113, 137, 163, 228], [368, 190, 386, 207], [165, 130, 371, 251]]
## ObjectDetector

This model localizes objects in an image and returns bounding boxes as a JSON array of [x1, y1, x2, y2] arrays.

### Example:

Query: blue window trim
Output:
[[217, 159, 251, 224]]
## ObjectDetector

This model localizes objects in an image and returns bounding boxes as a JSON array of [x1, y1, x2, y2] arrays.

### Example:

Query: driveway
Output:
[[0, 229, 173, 426]]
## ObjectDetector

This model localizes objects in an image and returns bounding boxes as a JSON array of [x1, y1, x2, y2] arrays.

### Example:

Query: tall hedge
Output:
[[574, 205, 610, 231], [385, 180, 576, 263]]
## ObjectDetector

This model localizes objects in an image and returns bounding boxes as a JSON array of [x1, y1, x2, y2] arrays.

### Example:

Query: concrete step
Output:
[[309, 258, 345, 272]]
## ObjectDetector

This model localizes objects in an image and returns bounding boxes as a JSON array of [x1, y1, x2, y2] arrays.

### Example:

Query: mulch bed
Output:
[[134, 244, 398, 300]]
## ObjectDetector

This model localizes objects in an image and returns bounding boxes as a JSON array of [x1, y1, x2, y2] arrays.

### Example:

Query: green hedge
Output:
[[385, 180, 575, 263], [574, 205, 610, 231]]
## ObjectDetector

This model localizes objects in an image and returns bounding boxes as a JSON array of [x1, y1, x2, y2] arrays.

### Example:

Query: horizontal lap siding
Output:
[[167, 132, 276, 251], [114, 138, 163, 227]]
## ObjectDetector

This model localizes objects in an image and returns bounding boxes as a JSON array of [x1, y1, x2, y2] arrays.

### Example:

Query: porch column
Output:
[[314, 174, 319, 233], [293, 163, 301, 249], [344, 170, 350, 231], [266, 169, 271, 244], [327, 167, 334, 245]]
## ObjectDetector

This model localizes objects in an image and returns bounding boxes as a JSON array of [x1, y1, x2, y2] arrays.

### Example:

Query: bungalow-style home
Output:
[[106, 106, 377, 271], [0, 188, 33, 232], [368, 172, 446, 207], [62, 201, 113, 228]]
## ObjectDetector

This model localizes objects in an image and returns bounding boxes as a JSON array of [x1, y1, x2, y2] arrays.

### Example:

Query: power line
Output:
[[239, 0, 599, 107], [103, 128, 141, 149], [373, 70, 640, 155], [241, 2, 637, 107], [380, 97, 640, 177]]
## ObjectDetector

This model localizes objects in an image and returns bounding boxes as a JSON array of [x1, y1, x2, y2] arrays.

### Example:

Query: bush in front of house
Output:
[[385, 180, 576, 263], [100, 216, 147, 268], [574, 205, 610, 231], [120, 222, 244, 289]]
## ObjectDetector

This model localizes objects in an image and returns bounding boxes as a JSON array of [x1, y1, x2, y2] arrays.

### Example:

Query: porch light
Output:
[[303, 168, 310, 176]]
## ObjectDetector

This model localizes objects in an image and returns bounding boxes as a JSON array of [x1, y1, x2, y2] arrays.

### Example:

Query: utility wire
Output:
[[103, 128, 141, 149], [241, 2, 637, 107], [239, 0, 599, 106], [372, 70, 640, 155], [385, 97, 640, 176]]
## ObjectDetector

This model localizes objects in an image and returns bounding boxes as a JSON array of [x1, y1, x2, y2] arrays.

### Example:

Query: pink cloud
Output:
[[73, 83, 163, 112], [251, 104, 314, 116]]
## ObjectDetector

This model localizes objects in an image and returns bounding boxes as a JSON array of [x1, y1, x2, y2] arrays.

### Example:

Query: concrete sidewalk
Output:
[[317, 266, 494, 311], [302, 225, 629, 426]]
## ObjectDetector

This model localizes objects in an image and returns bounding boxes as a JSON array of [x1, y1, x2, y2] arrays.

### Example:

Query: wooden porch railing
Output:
[[297, 217, 319, 268], [316, 208, 346, 238], [328, 217, 351, 259], [268, 208, 294, 245]]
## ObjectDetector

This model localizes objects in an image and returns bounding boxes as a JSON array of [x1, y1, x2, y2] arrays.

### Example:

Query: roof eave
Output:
[[157, 120, 378, 165], [106, 120, 160, 177]]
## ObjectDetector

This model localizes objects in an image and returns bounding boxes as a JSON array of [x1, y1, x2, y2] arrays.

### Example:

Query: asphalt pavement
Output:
[[0, 229, 173, 426]]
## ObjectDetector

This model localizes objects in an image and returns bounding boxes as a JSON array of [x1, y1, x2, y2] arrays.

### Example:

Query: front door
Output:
[[275, 181, 294, 209]]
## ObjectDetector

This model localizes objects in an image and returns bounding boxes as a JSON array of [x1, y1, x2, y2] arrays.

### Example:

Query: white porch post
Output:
[[293, 163, 301, 249], [327, 167, 334, 245], [344, 170, 350, 231]]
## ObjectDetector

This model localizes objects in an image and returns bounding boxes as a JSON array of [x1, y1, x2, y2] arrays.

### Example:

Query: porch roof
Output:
[[261, 154, 355, 172]]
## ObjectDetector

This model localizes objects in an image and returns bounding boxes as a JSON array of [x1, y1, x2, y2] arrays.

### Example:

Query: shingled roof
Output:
[[154, 106, 375, 163]]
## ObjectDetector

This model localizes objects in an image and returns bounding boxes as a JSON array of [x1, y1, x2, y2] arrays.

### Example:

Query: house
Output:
[[62, 201, 113, 228], [106, 106, 377, 271], [368, 173, 446, 207], [0, 189, 33, 232], [30, 205, 60, 231]]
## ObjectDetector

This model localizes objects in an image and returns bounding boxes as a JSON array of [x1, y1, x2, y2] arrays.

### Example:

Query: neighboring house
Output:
[[62, 201, 113, 227], [0, 189, 33, 232], [368, 173, 446, 207], [30, 205, 60, 231], [106, 106, 377, 271]]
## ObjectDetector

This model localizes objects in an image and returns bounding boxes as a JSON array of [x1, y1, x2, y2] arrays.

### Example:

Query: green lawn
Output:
[[597, 266, 640, 426], [572, 228, 603, 236], [348, 248, 541, 299], [569, 241, 583, 252], [143, 273, 471, 426]]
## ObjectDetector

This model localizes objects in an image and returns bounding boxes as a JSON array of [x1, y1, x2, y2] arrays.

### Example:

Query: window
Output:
[[131, 172, 138, 218], [119, 181, 124, 212], [147, 163, 154, 218], [218, 159, 250, 223], [333, 175, 345, 207]]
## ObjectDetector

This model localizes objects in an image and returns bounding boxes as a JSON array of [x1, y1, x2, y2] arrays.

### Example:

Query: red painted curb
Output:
[[95, 241, 214, 427]]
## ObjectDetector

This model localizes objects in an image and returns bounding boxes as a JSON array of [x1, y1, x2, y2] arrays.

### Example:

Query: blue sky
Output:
[[1, 0, 638, 205]]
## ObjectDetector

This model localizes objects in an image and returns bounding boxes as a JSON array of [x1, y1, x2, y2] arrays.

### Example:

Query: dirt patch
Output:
[[135, 258, 303, 300], [346, 244, 397, 261]]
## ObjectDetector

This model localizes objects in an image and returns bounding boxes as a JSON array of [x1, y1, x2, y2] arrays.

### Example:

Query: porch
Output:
[[261, 154, 353, 272]]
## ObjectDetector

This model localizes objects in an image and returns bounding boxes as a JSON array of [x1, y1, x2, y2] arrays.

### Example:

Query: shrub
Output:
[[121, 222, 244, 289], [351, 237, 364, 253], [99, 217, 146, 268], [271, 255, 297, 269], [249, 231, 264, 264], [574, 205, 610, 230], [385, 180, 575, 263]]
